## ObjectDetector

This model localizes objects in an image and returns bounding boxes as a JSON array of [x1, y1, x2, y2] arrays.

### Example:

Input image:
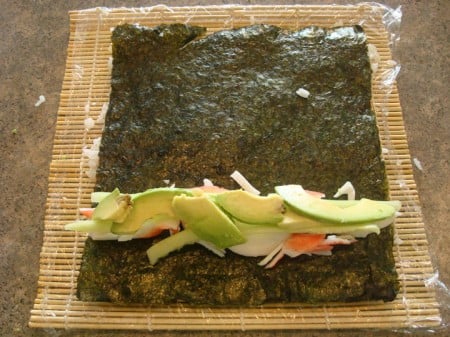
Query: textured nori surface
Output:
[[77, 24, 398, 305]]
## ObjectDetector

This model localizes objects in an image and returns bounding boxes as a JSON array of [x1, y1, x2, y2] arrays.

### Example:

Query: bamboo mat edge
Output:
[[29, 5, 442, 331]]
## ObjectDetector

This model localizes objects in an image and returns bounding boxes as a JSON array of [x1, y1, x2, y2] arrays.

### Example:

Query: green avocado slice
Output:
[[110, 188, 191, 235], [278, 206, 382, 237], [214, 190, 284, 224], [92, 188, 132, 223], [172, 195, 246, 249], [147, 229, 199, 265], [275, 185, 397, 224]]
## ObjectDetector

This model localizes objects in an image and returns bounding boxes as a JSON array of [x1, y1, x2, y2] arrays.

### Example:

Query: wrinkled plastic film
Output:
[[371, 3, 448, 333], [29, 3, 448, 332]]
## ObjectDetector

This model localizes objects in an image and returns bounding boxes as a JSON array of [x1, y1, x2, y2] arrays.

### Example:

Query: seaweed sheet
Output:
[[77, 24, 398, 306]]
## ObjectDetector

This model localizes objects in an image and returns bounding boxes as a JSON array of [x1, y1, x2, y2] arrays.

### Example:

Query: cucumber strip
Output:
[[64, 219, 112, 233], [278, 208, 388, 236], [235, 212, 389, 237], [146, 229, 199, 265], [278, 222, 381, 237], [88, 232, 120, 240], [322, 199, 402, 211]]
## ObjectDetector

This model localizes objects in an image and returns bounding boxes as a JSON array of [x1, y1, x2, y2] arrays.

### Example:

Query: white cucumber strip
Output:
[[322, 199, 402, 211], [91, 192, 112, 203], [197, 240, 226, 257], [64, 219, 112, 233], [278, 222, 381, 237]]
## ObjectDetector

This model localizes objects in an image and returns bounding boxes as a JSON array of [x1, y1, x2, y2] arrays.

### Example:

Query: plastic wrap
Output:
[[29, 3, 448, 333]]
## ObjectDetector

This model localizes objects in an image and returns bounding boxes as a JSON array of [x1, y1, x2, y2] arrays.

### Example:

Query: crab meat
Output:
[[79, 207, 95, 218], [258, 233, 356, 269], [132, 217, 181, 239]]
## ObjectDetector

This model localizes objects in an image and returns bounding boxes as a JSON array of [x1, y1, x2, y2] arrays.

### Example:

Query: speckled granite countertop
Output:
[[1, 1, 448, 336]]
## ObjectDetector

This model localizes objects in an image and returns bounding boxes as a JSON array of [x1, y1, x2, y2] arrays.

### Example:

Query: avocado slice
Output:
[[172, 195, 246, 248], [92, 188, 132, 223], [278, 206, 381, 237], [215, 190, 284, 224], [111, 188, 191, 235], [146, 228, 199, 265], [275, 185, 397, 224]]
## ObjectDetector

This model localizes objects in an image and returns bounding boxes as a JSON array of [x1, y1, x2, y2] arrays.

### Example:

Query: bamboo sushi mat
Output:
[[29, 5, 442, 331]]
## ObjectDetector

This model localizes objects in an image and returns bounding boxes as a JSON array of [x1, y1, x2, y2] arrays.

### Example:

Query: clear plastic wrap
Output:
[[29, 2, 448, 333]]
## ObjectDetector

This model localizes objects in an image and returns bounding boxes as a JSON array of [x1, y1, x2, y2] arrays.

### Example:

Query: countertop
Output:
[[1, 0, 448, 336]]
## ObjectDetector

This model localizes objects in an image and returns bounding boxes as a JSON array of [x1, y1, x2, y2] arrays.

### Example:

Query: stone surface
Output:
[[0, 0, 448, 336]]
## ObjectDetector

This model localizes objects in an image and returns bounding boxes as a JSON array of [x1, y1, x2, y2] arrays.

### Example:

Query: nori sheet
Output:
[[77, 24, 398, 306]]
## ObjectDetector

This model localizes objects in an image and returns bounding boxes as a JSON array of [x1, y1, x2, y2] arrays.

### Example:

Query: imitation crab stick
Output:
[[257, 233, 355, 269]]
